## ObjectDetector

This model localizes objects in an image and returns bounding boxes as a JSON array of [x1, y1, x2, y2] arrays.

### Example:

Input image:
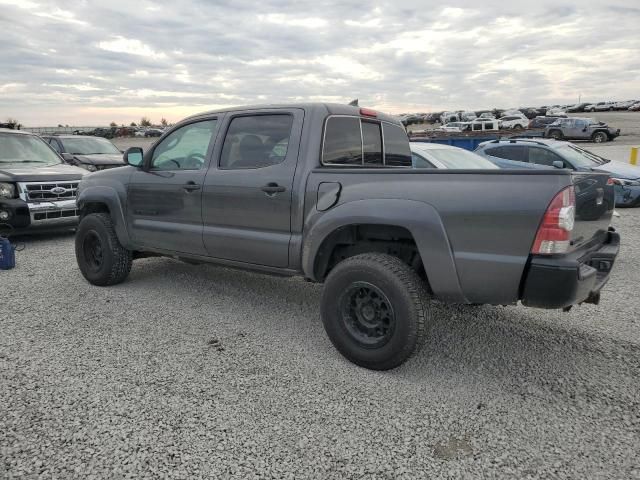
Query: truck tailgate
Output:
[[571, 172, 615, 251]]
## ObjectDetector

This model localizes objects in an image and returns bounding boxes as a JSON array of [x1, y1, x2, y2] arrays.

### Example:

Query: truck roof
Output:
[[184, 102, 403, 126]]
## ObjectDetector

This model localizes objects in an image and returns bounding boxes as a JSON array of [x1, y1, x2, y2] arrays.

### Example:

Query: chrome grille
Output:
[[22, 181, 79, 202], [33, 209, 79, 221]]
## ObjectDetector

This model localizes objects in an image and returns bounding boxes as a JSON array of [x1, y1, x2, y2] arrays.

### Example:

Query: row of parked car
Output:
[[401, 100, 639, 127], [71, 126, 166, 139], [428, 113, 620, 143]]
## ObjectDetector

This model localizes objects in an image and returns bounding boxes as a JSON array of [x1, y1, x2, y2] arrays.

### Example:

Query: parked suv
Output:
[[544, 117, 620, 143], [475, 138, 640, 207], [498, 115, 528, 130], [42, 135, 125, 172], [585, 102, 615, 112], [0, 129, 86, 232], [74, 103, 618, 370]]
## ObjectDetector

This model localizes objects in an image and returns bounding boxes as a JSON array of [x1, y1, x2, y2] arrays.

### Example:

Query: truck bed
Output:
[[303, 168, 614, 305]]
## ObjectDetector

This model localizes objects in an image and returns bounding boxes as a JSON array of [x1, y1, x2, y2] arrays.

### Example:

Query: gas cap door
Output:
[[316, 182, 341, 211]]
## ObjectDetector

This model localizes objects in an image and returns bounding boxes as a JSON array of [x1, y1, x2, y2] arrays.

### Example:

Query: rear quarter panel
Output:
[[304, 170, 572, 305]]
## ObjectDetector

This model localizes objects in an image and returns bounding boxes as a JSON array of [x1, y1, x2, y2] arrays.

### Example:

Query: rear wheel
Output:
[[75, 213, 132, 286], [321, 253, 428, 370], [592, 131, 608, 143], [548, 129, 563, 140], [514, 124, 523, 130]]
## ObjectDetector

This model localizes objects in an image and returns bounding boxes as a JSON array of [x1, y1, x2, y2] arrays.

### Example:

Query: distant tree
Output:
[[140, 117, 152, 127], [130, 122, 137, 127], [5, 118, 21, 129], [109, 121, 117, 127], [160, 117, 168, 127], [58, 124, 64, 127]]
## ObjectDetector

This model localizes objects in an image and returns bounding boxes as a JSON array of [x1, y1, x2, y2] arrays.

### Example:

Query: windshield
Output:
[[62, 137, 121, 155], [418, 147, 499, 169], [0, 133, 61, 166], [557, 144, 609, 167]]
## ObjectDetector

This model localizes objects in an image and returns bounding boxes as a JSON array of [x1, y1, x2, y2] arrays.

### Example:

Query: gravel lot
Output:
[[2, 206, 640, 478]]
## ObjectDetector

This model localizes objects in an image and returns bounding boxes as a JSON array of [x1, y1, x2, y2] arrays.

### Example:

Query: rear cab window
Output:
[[322, 116, 411, 167]]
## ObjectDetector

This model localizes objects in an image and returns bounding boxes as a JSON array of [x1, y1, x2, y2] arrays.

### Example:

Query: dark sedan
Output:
[[42, 135, 125, 172]]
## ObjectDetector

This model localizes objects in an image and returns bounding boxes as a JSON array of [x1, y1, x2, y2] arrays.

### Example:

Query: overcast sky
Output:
[[1, 0, 639, 126]]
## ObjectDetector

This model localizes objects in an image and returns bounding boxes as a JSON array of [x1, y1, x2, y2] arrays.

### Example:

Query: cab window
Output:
[[219, 115, 293, 169], [151, 119, 217, 171]]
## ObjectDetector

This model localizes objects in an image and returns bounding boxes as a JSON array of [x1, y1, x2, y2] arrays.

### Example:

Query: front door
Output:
[[201, 109, 303, 267], [127, 119, 219, 255]]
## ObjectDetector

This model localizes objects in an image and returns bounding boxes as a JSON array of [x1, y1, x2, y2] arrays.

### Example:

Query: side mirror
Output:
[[61, 153, 74, 162], [124, 147, 144, 167], [553, 160, 564, 169]]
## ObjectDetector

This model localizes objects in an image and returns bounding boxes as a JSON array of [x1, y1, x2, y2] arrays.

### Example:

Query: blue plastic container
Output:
[[0, 235, 16, 270]]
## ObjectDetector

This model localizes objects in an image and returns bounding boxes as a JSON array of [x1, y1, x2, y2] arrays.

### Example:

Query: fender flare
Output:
[[302, 198, 467, 303], [77, 186, 132, 248]]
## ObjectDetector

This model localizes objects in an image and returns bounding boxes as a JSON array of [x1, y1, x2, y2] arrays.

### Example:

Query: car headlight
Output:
[[0, 182, 16, 199], [81, 164, 98, 172], [611, 178, 640, 187]]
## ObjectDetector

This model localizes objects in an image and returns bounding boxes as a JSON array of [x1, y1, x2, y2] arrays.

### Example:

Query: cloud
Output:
[[0, 0, 639, 125], [98, 36, 167, 59]]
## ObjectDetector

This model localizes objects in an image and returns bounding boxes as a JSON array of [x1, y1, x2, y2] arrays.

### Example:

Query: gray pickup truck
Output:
[[74, 103, 620, 370]]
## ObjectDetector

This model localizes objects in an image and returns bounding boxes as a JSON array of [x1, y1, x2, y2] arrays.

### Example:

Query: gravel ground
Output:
[[2, 211, 640, 478]]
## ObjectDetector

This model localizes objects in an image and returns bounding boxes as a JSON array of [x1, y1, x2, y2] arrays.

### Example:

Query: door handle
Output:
[[183, 181, 201, 192], [261, 183, 286, 195]]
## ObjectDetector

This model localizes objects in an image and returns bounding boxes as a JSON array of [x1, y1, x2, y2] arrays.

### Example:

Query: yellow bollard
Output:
[[631, 147, 639, 166]]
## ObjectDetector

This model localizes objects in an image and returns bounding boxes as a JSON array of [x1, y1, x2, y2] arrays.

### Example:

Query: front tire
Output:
[[75, 213, 132, 286], [321, 253, 428, 370], [592, 131, 608, 143]]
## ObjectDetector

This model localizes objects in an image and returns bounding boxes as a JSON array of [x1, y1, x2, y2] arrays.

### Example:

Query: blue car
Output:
[[475, 138, 640, 207]]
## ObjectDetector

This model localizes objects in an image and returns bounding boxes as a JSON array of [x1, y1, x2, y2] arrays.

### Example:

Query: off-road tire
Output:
[[321, 253, 428, 370], [76, 213, 132, 286], [592, 131, 608, 143]]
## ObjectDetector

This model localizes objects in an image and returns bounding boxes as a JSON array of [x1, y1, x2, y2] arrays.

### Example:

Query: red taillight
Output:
[[360, 108, 377, 118], [531, 186, 576, 255]]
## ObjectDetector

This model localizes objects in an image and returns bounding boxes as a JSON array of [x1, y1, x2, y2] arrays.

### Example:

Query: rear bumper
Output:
[[520, 229, 620, 309]]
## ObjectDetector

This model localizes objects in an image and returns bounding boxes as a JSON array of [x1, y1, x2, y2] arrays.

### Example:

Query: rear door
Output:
[[201, 108, 303, 267], [126, 118, 219, 255]]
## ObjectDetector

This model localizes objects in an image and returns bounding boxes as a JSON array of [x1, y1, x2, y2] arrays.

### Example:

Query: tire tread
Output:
[[322, 253, 429, 370], [77, 213, 132, 286]]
